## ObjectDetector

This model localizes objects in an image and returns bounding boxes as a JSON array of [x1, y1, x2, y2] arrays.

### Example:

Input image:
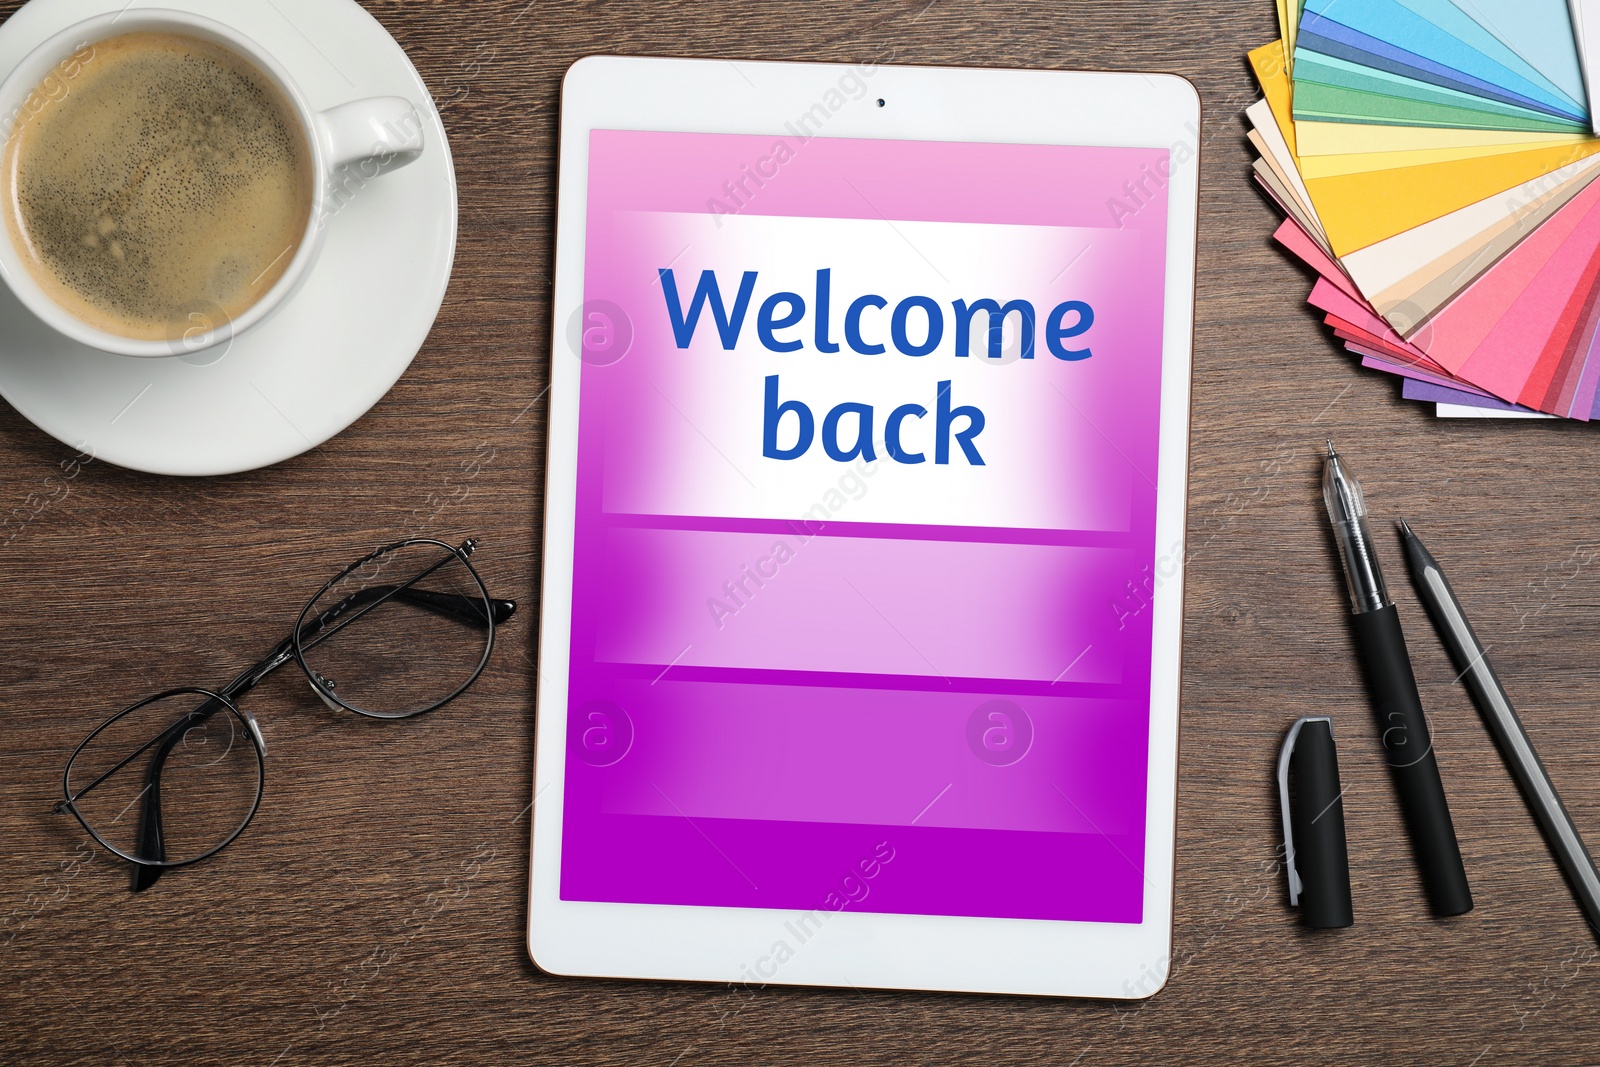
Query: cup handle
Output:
[[315, 96, 425, 177]]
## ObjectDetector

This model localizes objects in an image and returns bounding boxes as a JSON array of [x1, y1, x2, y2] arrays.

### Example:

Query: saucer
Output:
[[0, 0, 457, 476]]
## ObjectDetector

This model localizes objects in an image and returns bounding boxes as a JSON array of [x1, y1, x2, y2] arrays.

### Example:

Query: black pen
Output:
[[1401, 522, 1600, 938], [1322, 443, 1472, 916]]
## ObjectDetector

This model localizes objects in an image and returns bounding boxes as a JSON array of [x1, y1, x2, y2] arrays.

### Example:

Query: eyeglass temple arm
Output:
[[292, 586, 515, 651], [131, 765, 167, 892], [130, 708, 209, 893], [388, 587, 517, 627]]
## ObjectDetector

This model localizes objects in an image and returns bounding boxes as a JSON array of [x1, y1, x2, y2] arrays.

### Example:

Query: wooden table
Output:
[[4, 1, 1600, 1062]]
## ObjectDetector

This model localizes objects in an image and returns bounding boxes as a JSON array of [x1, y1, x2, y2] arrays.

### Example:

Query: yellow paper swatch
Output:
[[1248, 41, 1600, 256], [1299, 136, 1591, 178], [1296, 120, 1591, 157]]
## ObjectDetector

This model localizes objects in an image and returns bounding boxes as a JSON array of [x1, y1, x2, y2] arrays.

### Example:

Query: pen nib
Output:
[[1326, 439, 1337, 459]]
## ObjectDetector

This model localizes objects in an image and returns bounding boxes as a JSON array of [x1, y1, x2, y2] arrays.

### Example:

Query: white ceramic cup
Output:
[[0, 8, 425, 357]]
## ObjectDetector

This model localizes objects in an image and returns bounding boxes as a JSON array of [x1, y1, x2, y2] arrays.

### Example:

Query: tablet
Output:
[[531, 55, 1199, 1000]]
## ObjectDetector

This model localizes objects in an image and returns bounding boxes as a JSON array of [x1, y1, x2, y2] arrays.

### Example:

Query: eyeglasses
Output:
[[53, 537, 515, 892]]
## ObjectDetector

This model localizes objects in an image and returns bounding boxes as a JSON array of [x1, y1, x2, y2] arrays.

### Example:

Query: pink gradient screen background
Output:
[[561, 130, 1171, 923]]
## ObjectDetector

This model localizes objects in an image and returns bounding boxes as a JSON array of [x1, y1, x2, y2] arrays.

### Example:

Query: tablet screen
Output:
[[561, 129, 1173, 924]]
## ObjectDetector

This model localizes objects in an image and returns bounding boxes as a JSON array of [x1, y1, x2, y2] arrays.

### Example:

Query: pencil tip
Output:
[[1399, 517, 1413, 537]]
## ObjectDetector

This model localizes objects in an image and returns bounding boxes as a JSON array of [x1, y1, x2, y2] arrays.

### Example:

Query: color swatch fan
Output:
[[1249, 0, 1600, 419]]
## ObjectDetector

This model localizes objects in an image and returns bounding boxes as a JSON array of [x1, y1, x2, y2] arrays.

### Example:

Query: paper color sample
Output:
[[1270, 211, 1589, 419], [1251, 39, 1600, 256], [1273, 217, 1351, 293], [1295, 118, 1590, 156], [1316, 0, 1585, 114], [1292, 51, 1582, 129], [1248, 0, 1600, 422], [1323, 170, 1600, 416], [564, 130, 1172, 922], [1343, 155, 1600, 329], [1305, 136, 1600, 255], [1250, 65, 1600, 326], [1299, 0, 1586, 119], [1290, 77, 1582, 131], [1509, 235, 1600, 409], [1310, 279, 1435, 361], [1403, 377, 1538, 409], [1255, 166, 1332, 263], [1248, 122, 1329, 248], [1404, 0, 1587, 105], [1280, 0, 1303, 63], [1577, 0, 1600, 133], [1246, 97, 1310, 203], [1296, 135, 1589, 178], [1353, 347, 1493, 392], [1436, 401, 1557, 416], [1415, 174, 1600, 385], [1462, 0, 1589, 107], [1249, 1, 1600, 421]]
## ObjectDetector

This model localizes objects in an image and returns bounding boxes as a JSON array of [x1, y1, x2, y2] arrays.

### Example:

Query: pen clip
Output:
[[1278, 716, 1334, 907]]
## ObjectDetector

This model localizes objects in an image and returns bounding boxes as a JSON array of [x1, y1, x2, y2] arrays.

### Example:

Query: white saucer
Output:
[[0, 0, 457, 476]]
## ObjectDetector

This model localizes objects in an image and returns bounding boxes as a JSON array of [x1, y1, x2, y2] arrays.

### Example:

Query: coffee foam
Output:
[[2, 32, 313, 341]]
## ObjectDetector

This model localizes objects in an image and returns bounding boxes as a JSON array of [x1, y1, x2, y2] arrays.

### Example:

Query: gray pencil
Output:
[[1400, 520, 1600, 939]]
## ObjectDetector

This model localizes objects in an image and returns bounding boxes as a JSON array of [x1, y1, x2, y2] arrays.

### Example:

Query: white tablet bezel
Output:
[[531, 55, 1199, 1000]]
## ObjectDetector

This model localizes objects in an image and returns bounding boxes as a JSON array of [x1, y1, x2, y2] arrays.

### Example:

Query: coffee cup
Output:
[[0, 8, 425, 358]]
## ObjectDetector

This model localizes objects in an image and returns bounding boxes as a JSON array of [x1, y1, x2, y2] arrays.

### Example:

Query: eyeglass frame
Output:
[[54, 537, 515, 882]]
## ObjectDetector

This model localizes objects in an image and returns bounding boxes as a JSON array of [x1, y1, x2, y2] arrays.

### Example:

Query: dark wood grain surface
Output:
[[4, 0, 1600, 1063]]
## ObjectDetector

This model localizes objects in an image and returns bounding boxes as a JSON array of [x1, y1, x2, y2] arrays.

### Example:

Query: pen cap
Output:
[[1278, 717, 1354, 929]]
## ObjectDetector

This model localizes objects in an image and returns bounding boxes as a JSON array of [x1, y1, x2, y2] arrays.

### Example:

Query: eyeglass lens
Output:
[[64, 690, 262, 866], [295, 540, 494, 719]]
